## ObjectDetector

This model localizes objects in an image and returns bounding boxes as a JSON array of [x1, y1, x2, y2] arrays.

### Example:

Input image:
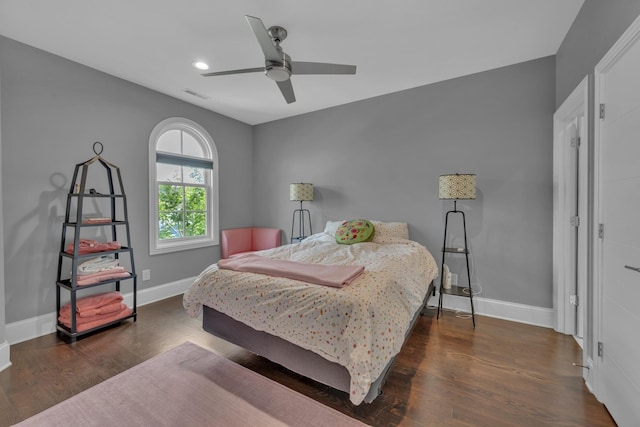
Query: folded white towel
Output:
[[77, 255, 120, 275]]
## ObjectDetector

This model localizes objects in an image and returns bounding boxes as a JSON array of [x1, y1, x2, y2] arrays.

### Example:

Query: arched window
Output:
[[148, 118, 218, 255]]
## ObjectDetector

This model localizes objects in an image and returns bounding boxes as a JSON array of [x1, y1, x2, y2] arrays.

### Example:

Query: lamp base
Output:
[[291, 206, 312, 244], [437, 204, 475, 327]]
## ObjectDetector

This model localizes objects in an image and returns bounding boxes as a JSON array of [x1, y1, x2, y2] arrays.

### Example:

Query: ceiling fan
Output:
[[201, 15, 357, 104]]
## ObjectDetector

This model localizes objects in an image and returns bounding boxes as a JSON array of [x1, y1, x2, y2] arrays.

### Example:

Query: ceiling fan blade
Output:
[[291, 62, 357, 75], [201, 67, 264, 77], [276, 79, 296, 104], [245, 15, 281, 62]]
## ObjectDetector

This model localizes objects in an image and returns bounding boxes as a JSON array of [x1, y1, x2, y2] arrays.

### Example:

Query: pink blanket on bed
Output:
[[217, 253, 364, 288]]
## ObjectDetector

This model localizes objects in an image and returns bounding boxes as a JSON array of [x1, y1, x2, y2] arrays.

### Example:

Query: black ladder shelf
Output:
[[55, 143, 137, 342], [437, 202, 475, 327]]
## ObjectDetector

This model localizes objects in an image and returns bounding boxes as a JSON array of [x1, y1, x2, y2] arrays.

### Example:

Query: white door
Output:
[[553, 77, 588, 343], [594, 16, 640, 426]]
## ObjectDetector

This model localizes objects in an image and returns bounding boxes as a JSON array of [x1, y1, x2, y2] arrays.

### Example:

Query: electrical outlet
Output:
[[142, 269, 151, 281], [450, 273, 458, 286]]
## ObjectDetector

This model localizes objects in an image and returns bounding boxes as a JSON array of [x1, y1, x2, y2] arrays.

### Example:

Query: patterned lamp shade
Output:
[[439, 174, 476, 200], [290, 183, 314, 201]]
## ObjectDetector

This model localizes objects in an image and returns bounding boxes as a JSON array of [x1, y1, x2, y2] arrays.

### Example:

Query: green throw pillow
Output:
[[335, 219, 375, 244]]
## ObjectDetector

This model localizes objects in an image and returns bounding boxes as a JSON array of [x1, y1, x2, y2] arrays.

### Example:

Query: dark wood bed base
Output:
[[202, 280, 434, 404]]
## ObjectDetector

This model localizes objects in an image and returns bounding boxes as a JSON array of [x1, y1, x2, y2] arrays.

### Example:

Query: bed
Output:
[[183, 220, 438, 405]]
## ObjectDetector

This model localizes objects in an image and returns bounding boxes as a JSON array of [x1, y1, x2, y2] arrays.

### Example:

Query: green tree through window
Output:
[[158, 168, 207, 240]]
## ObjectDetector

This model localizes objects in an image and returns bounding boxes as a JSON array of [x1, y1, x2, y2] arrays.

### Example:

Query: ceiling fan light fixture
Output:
[[192, 61, 210, 71], [265, 61, 291, 82]]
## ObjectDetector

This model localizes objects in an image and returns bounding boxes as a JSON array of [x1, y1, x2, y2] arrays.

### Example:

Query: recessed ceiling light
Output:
[[192, 61, 209, 71]]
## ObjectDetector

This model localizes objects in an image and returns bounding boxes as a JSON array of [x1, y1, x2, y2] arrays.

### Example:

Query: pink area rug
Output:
[[14, 342, 369, 427]]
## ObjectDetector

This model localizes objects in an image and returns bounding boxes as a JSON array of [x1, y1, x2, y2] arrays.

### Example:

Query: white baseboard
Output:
[[5, 277, 196, 345], [431, 292, 554, 329], [7, 279, 554, 346], [583, 357, 598, 400], [0, 340, 11, 372]]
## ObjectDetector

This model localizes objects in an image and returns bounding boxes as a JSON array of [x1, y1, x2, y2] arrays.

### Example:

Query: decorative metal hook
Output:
[[93, 141, 104, 156]]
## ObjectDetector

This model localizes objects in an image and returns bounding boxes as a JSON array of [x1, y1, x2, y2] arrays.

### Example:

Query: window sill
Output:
[[150, 237, 218, 256]]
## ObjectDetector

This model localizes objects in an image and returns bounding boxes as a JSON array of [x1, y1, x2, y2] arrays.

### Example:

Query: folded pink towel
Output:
[[62, 291, 123, 313], [59, 300, 125, 318], [76, 268, 130, 286], [65, 239, 121, 255], [59, 303, 129, 325], [59, 305, 132, 332], [217, 253, 364, 288]]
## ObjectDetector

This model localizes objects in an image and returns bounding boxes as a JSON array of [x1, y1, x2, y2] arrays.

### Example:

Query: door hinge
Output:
[[599, 103, 605, 119], [570, 216, 580, 227], [570, 294, 579, 306], [570, 136, 581, 148], [598, 341, 604, 357], [598, 223, 604, 239]]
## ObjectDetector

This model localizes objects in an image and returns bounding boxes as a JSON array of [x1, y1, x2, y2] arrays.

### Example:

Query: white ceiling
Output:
[[0, 1, 584, 125]]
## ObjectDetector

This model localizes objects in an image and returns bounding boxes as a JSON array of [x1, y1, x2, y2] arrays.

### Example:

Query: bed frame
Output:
[[202, 280, 434, 403]]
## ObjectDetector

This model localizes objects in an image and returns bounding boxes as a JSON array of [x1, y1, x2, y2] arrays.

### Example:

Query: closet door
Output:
[[594, 16, 640, 427]]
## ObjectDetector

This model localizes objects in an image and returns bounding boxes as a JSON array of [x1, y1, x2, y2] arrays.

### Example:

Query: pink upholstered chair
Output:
[[220, 227, 281, 259]]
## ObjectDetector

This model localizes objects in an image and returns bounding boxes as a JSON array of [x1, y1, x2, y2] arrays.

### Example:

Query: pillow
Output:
[[323, 220, 344, 236], [335, 219, 375, 244], [370, 221, 409, 243]]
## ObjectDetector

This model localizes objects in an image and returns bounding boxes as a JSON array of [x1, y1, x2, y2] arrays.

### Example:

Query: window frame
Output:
[[148, 117, 219, 255]]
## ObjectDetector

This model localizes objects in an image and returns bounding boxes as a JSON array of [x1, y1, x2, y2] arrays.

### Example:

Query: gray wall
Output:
[[556, 0, 640, 108], [254, 56, 556, 308], [0, 36, 254, 323], [6, 0, 639, 330]]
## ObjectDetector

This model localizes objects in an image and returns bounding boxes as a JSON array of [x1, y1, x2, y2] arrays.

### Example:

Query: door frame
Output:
[[0, 70, 9, 372], [553, 76, 589, 339], [592, 12, 640, 405]]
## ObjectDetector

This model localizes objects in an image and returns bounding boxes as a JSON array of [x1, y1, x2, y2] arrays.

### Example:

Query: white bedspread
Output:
[[183, 231, 438, 405]]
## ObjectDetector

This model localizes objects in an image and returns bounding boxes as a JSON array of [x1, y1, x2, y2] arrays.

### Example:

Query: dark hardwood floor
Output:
[[0, 295, 616, 427]]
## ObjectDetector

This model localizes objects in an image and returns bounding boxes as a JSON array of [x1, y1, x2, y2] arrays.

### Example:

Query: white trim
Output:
[[5, 277, 196, 345], [150, 237, 216, 255], [433, 293, 554, 328], [583, 356, 596, 398], [148, 117, 219, 256], [0, 75, 8, 374], [0, 340, 11, 372], [552, 76, 589, 335], [122, 277, 194, 307], [5, 313, 57, 346], [6, 278, 556, 345]]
